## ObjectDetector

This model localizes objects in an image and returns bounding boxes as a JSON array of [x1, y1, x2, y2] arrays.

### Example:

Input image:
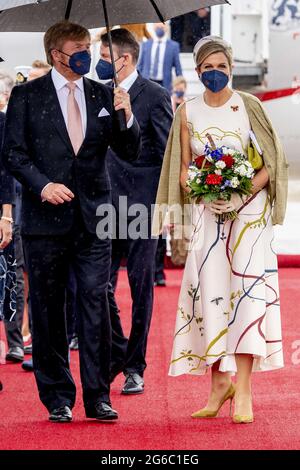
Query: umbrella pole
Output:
[[102, 0, 127, 131], [64, 0, 73, 20]]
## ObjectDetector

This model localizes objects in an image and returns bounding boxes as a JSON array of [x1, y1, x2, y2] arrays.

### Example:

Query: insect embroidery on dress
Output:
[[231, 105, 239, 112]]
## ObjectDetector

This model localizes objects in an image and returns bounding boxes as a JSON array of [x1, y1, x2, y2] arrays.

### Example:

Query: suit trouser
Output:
[[23, 216, 112, 412], [109, 235, 158, 376], [4, 226, 24, 350], [66, 267, 78, 344], [155, 235, 166, 282], [0, 237, 17, 323]]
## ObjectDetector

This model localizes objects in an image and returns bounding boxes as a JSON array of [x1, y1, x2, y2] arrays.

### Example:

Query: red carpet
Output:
[[278, 255, 300, 268], [0, 268, 299, 450]]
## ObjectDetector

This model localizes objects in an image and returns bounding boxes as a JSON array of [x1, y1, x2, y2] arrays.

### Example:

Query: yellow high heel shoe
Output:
[[191, 383, 236, 418], [232, 396, 254, 424], [232, 414, 254, 424]]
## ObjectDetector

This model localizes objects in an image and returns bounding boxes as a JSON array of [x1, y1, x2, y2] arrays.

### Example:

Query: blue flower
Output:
[[221, 179, 231, 190]]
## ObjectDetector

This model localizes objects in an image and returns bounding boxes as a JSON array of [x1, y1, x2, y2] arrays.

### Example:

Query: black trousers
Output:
[[4, 225, 24, 350], [109, 235, 158, 377], [0, 236, 16, 323], [23, 215, 112, 412], [155, 235, 166, 282], [66, 266, 78, 344]]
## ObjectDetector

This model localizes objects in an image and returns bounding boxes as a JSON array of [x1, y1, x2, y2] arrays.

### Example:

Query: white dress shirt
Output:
[[119, 69, 139, 92], [116, 69, 136, 128], [41, 68, 134, 198], [150, 36, 167, 81], [51, 67, 87, 136]]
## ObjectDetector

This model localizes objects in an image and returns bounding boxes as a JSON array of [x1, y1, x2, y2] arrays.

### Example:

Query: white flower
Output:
[[224, 148, 236, 156], [230, 177, 240, 188], [215, 160, 226, 169], [188, 170, 197, 179], [215, 170, 222, 176], [196, 178, 201, 184], [235, 165, 247, 176]]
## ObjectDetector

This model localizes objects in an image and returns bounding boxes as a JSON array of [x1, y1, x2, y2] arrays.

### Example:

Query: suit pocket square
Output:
[[98, 107, 110, 117]]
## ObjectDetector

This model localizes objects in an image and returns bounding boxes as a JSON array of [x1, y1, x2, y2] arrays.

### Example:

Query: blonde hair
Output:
[[31, 59, 51, 71], [172, 75, 187, 89], [195, 38, 233, 70], [44, 21, 90, 65]]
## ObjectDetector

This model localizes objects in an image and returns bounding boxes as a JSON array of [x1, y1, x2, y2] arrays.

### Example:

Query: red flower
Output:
[[206, 174, 223, 185], [194, 155, 206, 168], [221, 155, 234, 168], [194, 155, 211, 169]]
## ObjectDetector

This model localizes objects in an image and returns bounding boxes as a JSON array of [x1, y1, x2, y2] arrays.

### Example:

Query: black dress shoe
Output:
[[85, 401, 118, 421], [154, 278, 166, 287], [49, 406, 72, 423], [6, 347, 24, 362], [122, 373, 144, 395], [22, 358, 33, 371]]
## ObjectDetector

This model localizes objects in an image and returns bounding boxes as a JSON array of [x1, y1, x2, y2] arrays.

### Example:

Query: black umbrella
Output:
[[0, 0, 230, 128]]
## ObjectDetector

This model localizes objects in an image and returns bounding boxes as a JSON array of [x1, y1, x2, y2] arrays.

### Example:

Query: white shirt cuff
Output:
[[41, 182, 54, 202], [127, 114, 134, 129]]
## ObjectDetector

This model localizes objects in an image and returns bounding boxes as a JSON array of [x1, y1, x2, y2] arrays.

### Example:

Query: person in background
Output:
[[28, 60, 51, 81], [170, 15, 185, 51], [0, 110, 16, 391], [98, 28, 173, 394], [121, 24, 152, 43], [171, 75, 187, 112], [138, 22, 182, 93], [0, 71, 25, 364], [171, 10, 211, 53], [190, 8, 211, 45], [0, 72, 14, 113], [154, 236, 166, 287]]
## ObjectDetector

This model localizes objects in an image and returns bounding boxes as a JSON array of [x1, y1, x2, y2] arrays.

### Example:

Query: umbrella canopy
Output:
[[0, 0, 229, 32]]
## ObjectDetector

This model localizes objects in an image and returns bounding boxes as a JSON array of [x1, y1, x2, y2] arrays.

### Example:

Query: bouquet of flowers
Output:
[[186, 134, 254, 220]]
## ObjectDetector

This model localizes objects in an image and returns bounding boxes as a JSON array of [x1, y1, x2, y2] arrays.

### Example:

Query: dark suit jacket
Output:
[[0, 112, 14, 207], [138, 39, 182, 93], [107, 74, 173, 212], [3, 72, 140, 235]]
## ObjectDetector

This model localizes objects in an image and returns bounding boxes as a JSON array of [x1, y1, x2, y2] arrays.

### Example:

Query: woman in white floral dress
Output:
[[168, 37, 286, 424]]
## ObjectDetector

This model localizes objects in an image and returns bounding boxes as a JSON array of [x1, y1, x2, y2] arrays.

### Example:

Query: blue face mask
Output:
[[95, 57, 124, 80], [58, 49, 91, 75], [200, 70, 229, 93], [174, 90, 185, 98], [155, 27, 165, 38]]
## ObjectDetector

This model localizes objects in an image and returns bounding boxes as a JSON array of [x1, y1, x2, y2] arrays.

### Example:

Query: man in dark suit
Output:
[[98, 29, 173, 394], [138, 22, 182, 93], [3, 21, 140, 422]]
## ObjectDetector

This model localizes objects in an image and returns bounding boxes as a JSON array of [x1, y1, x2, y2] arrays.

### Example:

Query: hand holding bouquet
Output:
[[186, 134, 254, 221]]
